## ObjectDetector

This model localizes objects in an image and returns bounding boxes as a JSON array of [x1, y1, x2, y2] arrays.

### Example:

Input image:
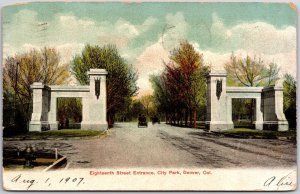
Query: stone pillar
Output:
[[205, 70, 233, 132], [81, 69, 108, 131], [48, 94, 58, 130], [226, 97, 233, 127], [262, 84, 288, 131], [29, 82, 50, 131], [81, 97, 90, 126], [254, 97, 263, 130]]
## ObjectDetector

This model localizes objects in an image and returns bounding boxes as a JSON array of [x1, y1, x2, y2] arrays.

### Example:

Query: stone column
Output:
[[81, 69, 108, 131], [48, 93, 58, 130], [29, 82, 50, 131], [254, 97, 263, 130], [226, 97, 234, 128], [206, 70, 233, 132], [262, 84, 288, 131]]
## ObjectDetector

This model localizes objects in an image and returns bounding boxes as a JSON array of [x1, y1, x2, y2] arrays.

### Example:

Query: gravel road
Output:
[[3, 122, 296, 169]]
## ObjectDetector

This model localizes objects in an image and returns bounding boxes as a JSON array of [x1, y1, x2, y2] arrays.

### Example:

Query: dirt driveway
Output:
[[3, 123, 297, 169]]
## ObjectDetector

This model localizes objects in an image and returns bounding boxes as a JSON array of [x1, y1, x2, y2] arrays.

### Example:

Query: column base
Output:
[[81, 121, 108, 131], [29, 121, 49, 132], [205, 121, 234, 132], [263, 121, 289, 131], [254, 121, 264, 130], [49, 121, 59, 130]]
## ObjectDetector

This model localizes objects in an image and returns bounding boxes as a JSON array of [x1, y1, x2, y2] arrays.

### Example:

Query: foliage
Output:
[[3, 47, 70, 131], [139, 95, 154, 116], [3, 129, 106, 139], [129, 100, 145, 121], [225, 54, 280, 87], [151, 41, 208, 127], [57, 98, 82, 126], [283, 73, 297, 128], [232, 98, 253, 128], [71, 44, 138, 126], [222, 128, 296, 141]]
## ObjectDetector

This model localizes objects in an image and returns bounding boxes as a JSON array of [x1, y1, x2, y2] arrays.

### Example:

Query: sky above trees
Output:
[[3, 2, 296, 96]]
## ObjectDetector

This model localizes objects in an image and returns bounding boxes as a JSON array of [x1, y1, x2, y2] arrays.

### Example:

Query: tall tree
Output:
[[3, 47, 70, 130], [168, 41, 208, 128], [71, 44, 138, 127], [151, 41, 208, 128], [283, 73, 296, 128]]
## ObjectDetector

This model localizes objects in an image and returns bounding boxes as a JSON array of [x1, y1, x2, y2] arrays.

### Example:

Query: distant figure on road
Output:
[[138, 114, 147, 128], [152, 115, 160, 125]]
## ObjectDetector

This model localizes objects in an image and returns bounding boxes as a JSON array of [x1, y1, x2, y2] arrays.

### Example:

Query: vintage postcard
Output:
[[2, 1, 297, 191]]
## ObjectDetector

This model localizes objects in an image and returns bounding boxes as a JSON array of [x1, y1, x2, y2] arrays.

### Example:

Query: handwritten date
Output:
[[11, 174, 85, 190]]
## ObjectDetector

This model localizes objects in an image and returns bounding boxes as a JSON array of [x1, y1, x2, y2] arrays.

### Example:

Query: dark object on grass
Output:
[[24, 145, 36, 168]]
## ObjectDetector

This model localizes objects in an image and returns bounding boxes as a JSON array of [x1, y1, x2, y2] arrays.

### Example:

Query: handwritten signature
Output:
[[264, 171, 295, 188]]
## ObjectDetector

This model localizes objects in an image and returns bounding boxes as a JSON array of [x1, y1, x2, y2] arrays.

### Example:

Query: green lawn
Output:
[[3, 129, 107, 140], [221, 128, 296, 140]]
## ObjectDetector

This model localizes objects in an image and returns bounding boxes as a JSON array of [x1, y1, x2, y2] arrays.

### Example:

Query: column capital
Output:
[[87, 69, 108, 76], [30, 82, 50, 90], [208, 70, 227, 77]]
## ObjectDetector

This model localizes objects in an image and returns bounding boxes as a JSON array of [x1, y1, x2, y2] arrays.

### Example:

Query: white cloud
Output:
[[134, 40, 169, 97], [210, 13, 296, 55], [55, 43, 85, 64], [162, 12, 188, 51], [190, 14, 297, 79], [193, 42, 297, 78], [4, 9, 158, 51]]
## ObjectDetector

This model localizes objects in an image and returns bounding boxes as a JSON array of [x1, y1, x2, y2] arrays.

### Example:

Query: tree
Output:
[[225, 54, 280, 87], [139, 95, 154, 116], [283, 73, 296, 128], [71, 44, 138, 127], [168, 41, 208, 128], [150, 74, 172, 122], [150, 41, 208, 128], [3, 47, 70, 131]]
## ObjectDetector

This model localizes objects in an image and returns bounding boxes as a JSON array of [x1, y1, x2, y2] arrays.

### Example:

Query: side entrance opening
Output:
[[57, 97, 82, 129], [232, 98, 256, 129]]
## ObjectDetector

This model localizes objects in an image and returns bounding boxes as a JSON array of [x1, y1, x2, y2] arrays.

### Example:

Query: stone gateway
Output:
[[206, 70, 288, 132], [29, 69, 108, 131]]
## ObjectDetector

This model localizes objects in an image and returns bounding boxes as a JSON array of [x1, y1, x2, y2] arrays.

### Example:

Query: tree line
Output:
[[2, 42, 296, 133]]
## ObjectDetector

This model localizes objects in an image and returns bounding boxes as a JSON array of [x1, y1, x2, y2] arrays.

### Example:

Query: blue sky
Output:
[[2, 2, 297, 96]]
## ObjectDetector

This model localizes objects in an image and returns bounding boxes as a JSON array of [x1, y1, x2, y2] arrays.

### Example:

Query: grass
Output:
[[221, 128, 296, 140], [3, 129, 107, 140]]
